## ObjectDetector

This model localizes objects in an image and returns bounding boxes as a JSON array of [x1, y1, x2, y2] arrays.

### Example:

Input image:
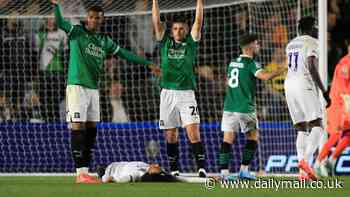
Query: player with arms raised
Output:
[[284, 16, 330, 181], [152, 0, 206, 177], [50, 0, 159, 184], [219, 34, 286, 180]]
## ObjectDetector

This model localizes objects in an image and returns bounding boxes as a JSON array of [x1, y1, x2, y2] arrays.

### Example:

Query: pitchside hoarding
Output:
[[0, 122, 349, 175]]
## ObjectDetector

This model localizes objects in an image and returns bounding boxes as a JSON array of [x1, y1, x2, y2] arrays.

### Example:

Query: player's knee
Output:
[[165, 129, 178, 143], [86, 121, 97, 129], [223, 132, 235, 144], [187, 132, 201, 143], [185, 124, 201, 143], [246, 130, 259, 141], [70, 122, 85, 130]]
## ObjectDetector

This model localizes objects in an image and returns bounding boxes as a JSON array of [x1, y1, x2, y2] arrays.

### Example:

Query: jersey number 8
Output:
[[228, 68, 239, 88]]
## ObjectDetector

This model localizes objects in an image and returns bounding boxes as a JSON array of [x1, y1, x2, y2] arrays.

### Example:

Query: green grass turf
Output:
[[0, 176, 349, 197]]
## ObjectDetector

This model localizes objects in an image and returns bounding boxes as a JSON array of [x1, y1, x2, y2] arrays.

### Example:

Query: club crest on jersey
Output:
[[74, 112, 80, 119], [85, 43, 105, 58], [159, 120, 165, 126]]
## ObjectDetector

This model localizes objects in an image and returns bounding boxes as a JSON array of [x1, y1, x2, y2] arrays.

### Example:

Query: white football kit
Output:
[[284, 35, 323, 124], [101, 161, 149, 183]]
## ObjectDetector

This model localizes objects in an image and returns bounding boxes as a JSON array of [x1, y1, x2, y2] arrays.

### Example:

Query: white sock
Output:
[[76, 167, 89, 175], [296, 131, 308, 162], [304, 127, 323, 162], [318, 129, 328, 150]]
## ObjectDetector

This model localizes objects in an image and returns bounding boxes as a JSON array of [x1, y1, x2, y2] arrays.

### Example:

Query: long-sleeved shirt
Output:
[[54, 4, 152, 89]]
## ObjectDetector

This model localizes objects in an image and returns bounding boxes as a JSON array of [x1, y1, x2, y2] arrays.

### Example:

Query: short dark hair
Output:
[[239, 33, 259, 47], [140, 171, 179, 182], [88, 5, 104, 15], [171, 15, 188, 25], [298, 16, 316, 34], [96, 165, 107, 179]]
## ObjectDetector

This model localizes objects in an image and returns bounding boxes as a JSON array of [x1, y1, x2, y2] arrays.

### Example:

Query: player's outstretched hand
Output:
[[149, 64, 161, 77], [277, 64, 288, 73], [50, 0, 59, 5], [323, 90, 331, 108]]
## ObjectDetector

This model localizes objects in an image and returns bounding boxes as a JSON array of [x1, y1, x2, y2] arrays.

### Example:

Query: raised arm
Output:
[[115, 48, 161, 76], [51, 0, 74, 34], [256, 66, 287, 81], [116, 48, 152, 66], [191, 0, 204, 41], [152, 0, 165, 41]]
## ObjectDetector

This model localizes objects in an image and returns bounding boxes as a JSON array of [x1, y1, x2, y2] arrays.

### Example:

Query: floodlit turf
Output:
[[0, 176, 349, 197]]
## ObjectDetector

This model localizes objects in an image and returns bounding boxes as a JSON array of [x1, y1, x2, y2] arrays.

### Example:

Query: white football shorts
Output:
[[284, 82, 323, 124], [221, 111, 258, 133], [159, 89, 200, 129], [66, 85, 100, 122]]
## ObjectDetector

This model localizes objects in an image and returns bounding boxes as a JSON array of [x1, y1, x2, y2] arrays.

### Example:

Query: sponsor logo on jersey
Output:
[[85, 43, 105, 58], [229, 62, 244, 68], [168, 48, 186, 59]]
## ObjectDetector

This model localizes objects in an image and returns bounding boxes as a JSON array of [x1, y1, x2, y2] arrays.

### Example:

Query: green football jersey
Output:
[[54, 5, 151, 89], [159, 32, 198, 90], [224, 55, 262, 113]]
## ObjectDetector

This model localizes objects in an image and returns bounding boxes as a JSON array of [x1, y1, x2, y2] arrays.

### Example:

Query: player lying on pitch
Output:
[[96, 161, 206, 183]]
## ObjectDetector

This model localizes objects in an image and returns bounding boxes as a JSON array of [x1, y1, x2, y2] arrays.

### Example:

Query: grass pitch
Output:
[[0, 176, 349, 197]]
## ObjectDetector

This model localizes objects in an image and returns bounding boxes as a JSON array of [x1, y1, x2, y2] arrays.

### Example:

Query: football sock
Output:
[[296, 131, 308, 162], [241, 140, 257, 166], [318, 130, 328, 151], [83, 127, 97, 167], [191, 142, 205, 169], [71, 129, 86, 170], [304, 127, 322, 161], [219, 142, 232, 170], [167, 142, 179, 172]]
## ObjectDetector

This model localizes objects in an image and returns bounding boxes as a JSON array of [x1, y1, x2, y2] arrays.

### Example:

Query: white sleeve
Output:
[[113, 174, 133, 183], [305, 41, 318, 58]]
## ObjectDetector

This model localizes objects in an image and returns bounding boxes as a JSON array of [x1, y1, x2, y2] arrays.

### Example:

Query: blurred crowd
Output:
[[0, 0, 349, 123]]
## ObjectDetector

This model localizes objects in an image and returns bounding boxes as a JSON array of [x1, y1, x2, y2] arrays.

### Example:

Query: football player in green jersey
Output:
[[152, 0, 206, 177], [219, 34, 286, 180], [51, 0, 159, 184]]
